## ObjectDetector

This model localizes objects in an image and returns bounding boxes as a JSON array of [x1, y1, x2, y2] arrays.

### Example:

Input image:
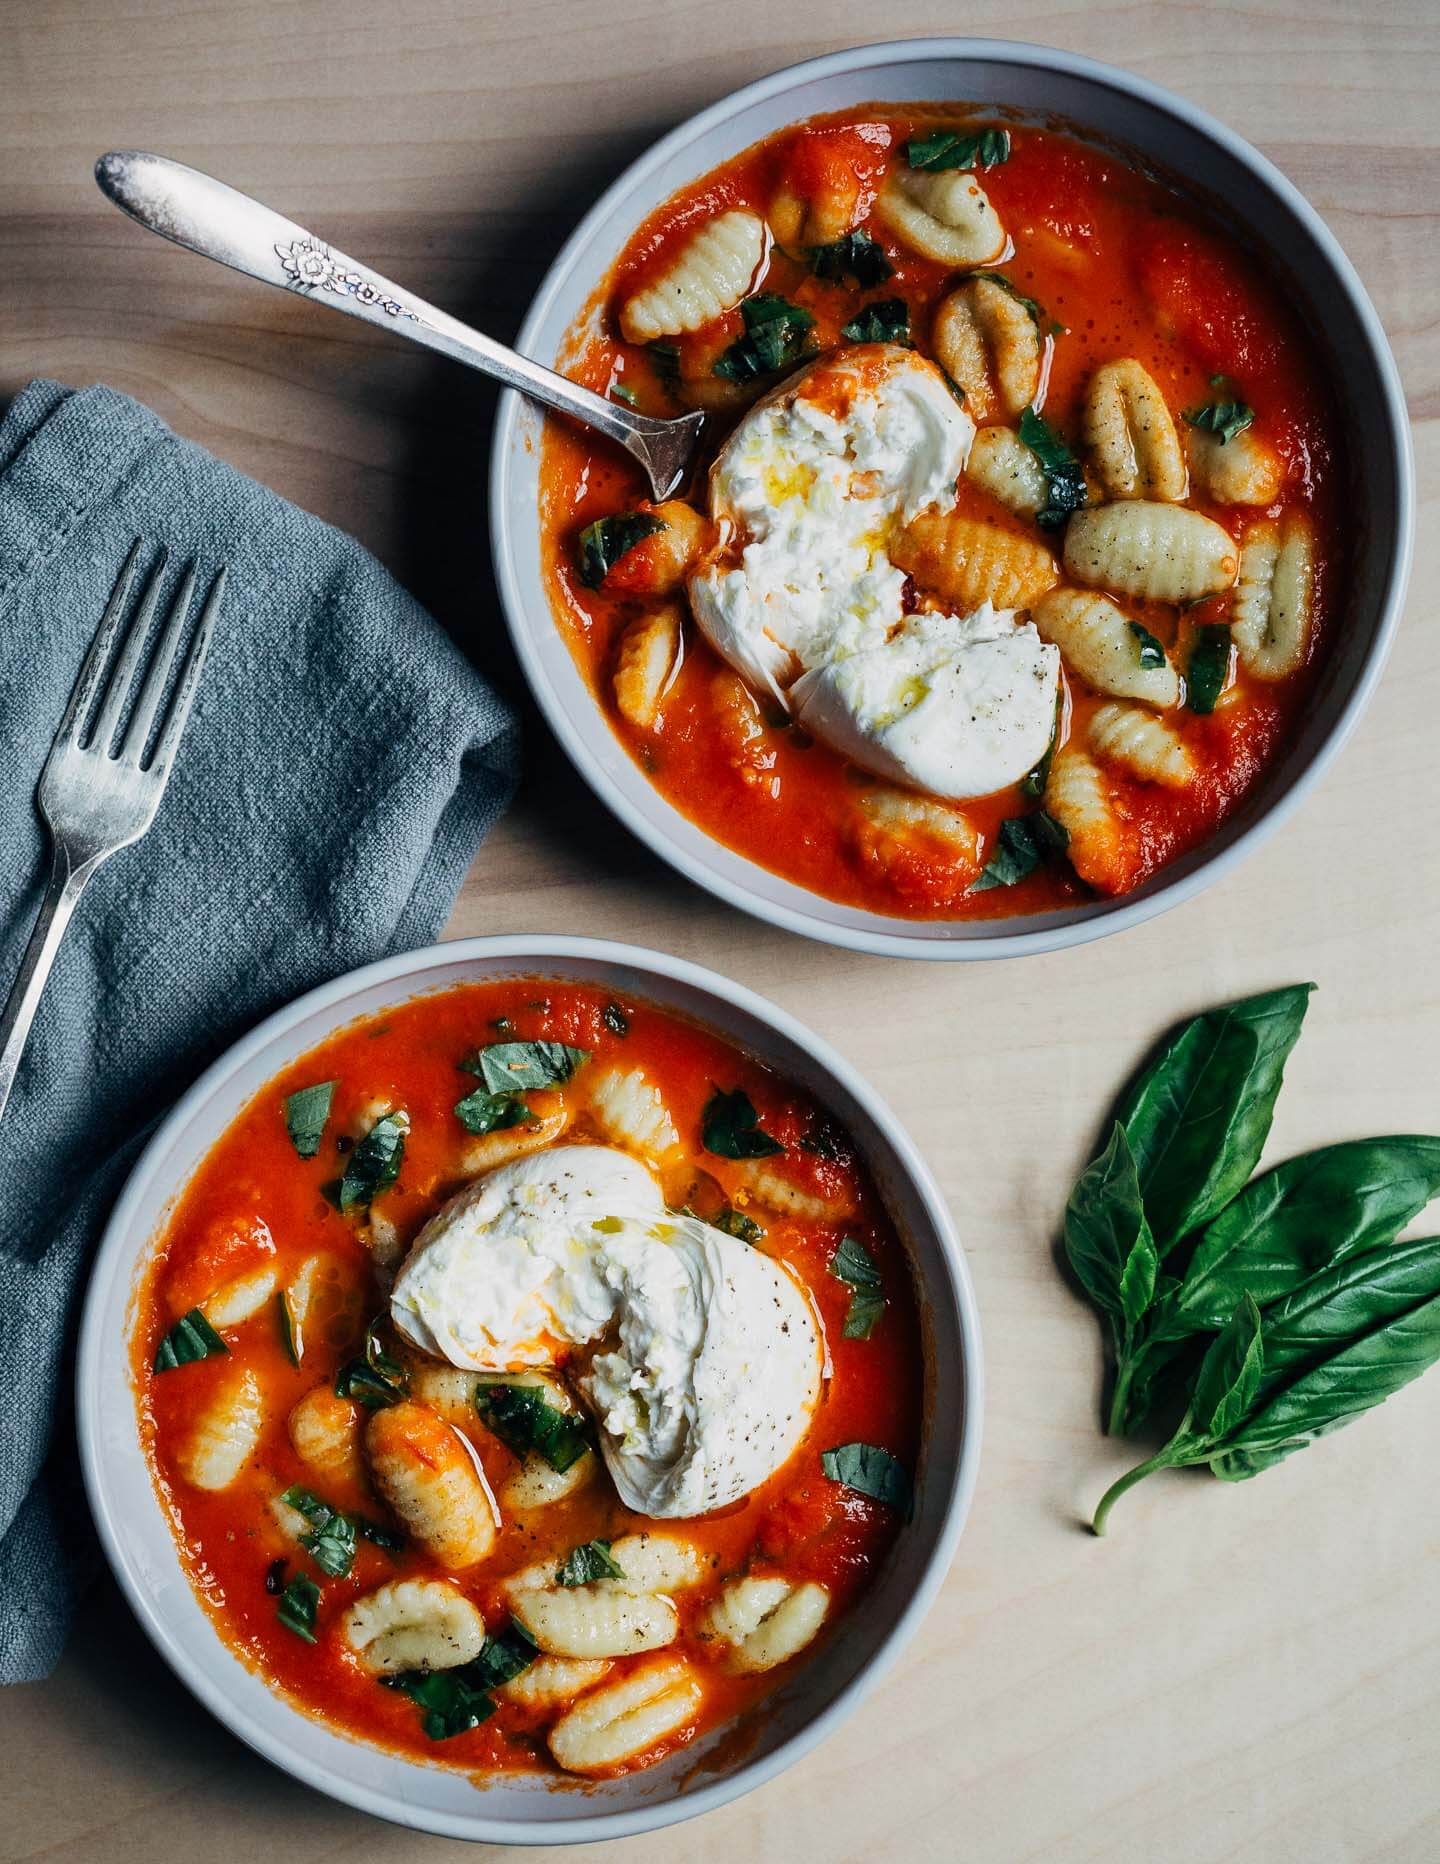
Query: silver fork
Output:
[[0, 542, 223, 1124]]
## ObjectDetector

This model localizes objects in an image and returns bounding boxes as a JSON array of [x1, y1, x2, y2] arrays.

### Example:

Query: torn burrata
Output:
[[389, 1145, 822, 1517], [688, 343, 1060, 798]]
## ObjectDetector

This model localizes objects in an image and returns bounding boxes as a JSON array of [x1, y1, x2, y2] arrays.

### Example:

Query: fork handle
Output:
[[0, 845, 94, 1126]]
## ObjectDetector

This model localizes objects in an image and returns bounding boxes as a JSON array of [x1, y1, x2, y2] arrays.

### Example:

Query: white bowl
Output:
[[77, 935, 981, 1845], [490, 37, 1413, 961]]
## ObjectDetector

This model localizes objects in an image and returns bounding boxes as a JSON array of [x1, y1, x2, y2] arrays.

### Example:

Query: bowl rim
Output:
[[489, 33, 1415, 962], [76, 932, 984, 1845]]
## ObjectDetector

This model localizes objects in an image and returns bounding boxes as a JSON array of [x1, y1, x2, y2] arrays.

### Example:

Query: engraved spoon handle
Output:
[[95, 150, 702, 500]]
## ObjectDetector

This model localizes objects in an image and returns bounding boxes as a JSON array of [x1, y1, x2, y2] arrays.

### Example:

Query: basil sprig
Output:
[[821, 1441, 912, 1515], [714, 294, 816, 384], [840, 298, 910, 345], [475, 1381, 591, 1473], [577, 512, 665, 589], [1017, 405, 1087, 531], [339, 1110, 408, 1212], [702, 1088, 785, 1160], [809, 229, 892, 288], [556, 1539, 624, 1587], [153, 1307, 229, 1372], [830, 1235, 886, 1338], [905, 126, 1010, 171], [1184, 400, 1255, 445], [284, 1080, 336, 1159]]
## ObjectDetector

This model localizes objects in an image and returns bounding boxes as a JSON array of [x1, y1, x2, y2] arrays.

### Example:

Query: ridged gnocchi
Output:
[[585, 1064, 681, 1162], [503, 1533, 703, 1660], [1185, 423, 1283, 505], [875, 167, 1006, 267], [891, 511, 1059, 611], [731, 1159, 854, 1224], [711, 671, 778, 790], [1083, 359, 1187, 501], [501, 1449, 597, 1511], [966, 424, 1047, 518], [703, 1576, 830, 1672], [933, 278, 1040, 420], [1032, 588, 1180, 707], [501, 1655, 612, 1710], [1232, 509, 1316, 679], [460, 1106, 567, 1179], [613, 603, 684, 732], [547, 1657, 703, 1774], [1063, 502, 1238, 604], [176, 1366, 264, 1492], [619, 210, 767, 343], [342, 1579, 484, 1675], [201, 1264, 277, 1330], [288, 1383, 367, 1492], [365, 1401, 497, 1569], [1044, 748, 1132, 895], [285, 1251, 365, 1360], [601, 504, 709, 597], [856, 786, 982, 861], [1089, 702, 1193, 788]]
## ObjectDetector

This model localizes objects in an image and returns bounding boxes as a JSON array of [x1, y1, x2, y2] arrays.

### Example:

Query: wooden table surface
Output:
[[4, 1, 1439, 1859]]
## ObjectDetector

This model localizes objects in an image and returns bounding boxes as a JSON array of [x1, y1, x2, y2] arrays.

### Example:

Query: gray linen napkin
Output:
[[0, 379, 519, 1682]]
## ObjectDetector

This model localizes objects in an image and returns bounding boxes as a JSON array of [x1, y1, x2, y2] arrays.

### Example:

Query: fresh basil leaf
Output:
[[1190, 1293, 1265, 1437], [281, 1485, 358, 1578], [712, 1206, 765, 1244], [1065, 1124, 1159, 1332], [1172, 1138, 1440, 1332], [809, 228, 892, 288], [1020, 688, 1064, 799], [469, 1619, 539, 1692], [1115, 985, 1315, 1253], [648, 341, 681, 389], [454, 1085, 532, 1135], [831, 1235, 886, 1339], [339, 1110, 407, 1212], [1017, 405, 1088, 531], [971, 272, 1044, 328], [905, 126, 1010, 171], [1129, 622, 1166, 669], [384, 1668, 495, 1740], [1184, 400, 1255, 445], [821, 1441, 912, 1515], [276, 1573, 320, 1642], [284, 1081, 335, 1159], [602, 1002, 630, 1037], [153, 1308, 229, 1372], [1186, 624, 1232, 715], [576, 512, 665, 590], [356, 1515, 405, 1552], [475, 1381, 591, 1473], [466, 1040, 591, 1094], [714, 294, 816, 384], [969, 812, 1068, 891], [702, 1088, 785, 1160], [1211, 1286, 1440, 1479], [556, 1539, 624, 1587], [335, 1320, 409, 1410], [840, 297, 910, 345]]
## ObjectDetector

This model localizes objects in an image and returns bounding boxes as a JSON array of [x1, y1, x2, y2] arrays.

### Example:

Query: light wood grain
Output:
[[3, 1, 1439, 1858]]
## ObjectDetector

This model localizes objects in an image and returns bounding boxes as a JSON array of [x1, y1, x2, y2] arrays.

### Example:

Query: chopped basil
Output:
[[1018, 405, 1088, 531], [475, 1381, 591, 1473], [1184, 400, 1255, 445], [970, 812, 1069, 892], [454, 1085, 532, 1136], [464, 1040, 591, 1094], [153, 1307, 229, 1373], [577, 512, 665, 590], [334, 1320, 409, 1410], [610, 383, 640, 407], [1129, 622, 1167, 669], [602, 1002, 630, 1037], [339, 1110, 407, 1212], [809, 228, 892, 288], [971, 271, 1044, 328], [276, 1572, 320, 1643], [800, 1121, 845, 1162], [284, 1081, 335, 1159], [702, 1087, 785, 1160], [470, 1619, 540, 1692], [714, 294, 816, 384], [556, 1539, 625, 1587], [840, 297, 910, 345], [1187, 623, 1233, 714], [649, 341, 681, 389], [276, 1288, 300, 1367], [356, 1515, 405, 1553], [712, 1206, 765, 1244], [384, 1668, 496, 1741], [821, 1441, 913, 1514], [281, 1485, 358, 1578], [905, 126, 1010, 171], [1021, 688, 1064, 800], [831, 1235, 886, 1339]]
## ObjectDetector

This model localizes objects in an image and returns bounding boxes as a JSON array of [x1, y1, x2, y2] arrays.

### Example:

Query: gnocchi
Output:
[[460, 1106, 567, 1179], [585, 1064, 682, 1162], [966, 424, 1047, 518], [933, 278, 1041, 421], [1044, 748, 1133, 895], [1032, 588, 1181, 708], [1063, 502, 1238, 604], [547, 1657, 703, 1775], [365, 1401, 497, 1569], [619, 210, 767, 343], [201, 1264, 277, 1330], [891, 511, 1059, 611], [875, 167, 1006, 267], [731, 1159, 855, 1224], [176, 1366, 264, 1492], [711, 671, 779, 790], [288, 1383, 367, 1492], [1232, 510, 1316, 679], [1089, 701, 1193, 788], [1185, 423, 1283, 505], [1082, 359, 1187, 501], [342, 1579, 484, 1675], [612, 603, 684, 732], [601, 503, 709, 597], [703, 1576, 830, 1672], [506, 1584, 678, 1660], [500, 1656, 612, 1710]]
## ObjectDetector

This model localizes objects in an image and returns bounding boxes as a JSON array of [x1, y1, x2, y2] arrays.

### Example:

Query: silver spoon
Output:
[[95, 151, 704, 501]]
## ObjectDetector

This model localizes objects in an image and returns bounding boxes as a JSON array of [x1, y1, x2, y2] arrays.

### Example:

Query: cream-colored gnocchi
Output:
[[731, 1159, 854, 1224], [1063, 502, 1238, 604], [932, 278, 1041, 421], [703, 1576, 830, 1673], [503, 1532, 704, 1660], [1088, 701, 1193, 788], [1185, 423, 1283, 505], [459, 1106, 567, 1179], [619, 210, 767, 344], [892, 510, 1059, 611], [1044, 748, 1130, 895], [711, 670, 778, 791], [613, 603, 683, 732], [855, 785, 982, 861], [1032, 588, 1180, 708], [547, 1657, 703, 1774], [966, 425, 1047, 518], [287, 1383, 367, 1491], [365, 1401, 497, 1570], [176, 1365, 264, 1492], [200, 1264, 277, 1330], [585, 1064, 682, 1162], [342, 1579, 484, 1675], [1232, 509, 1316, 679], [1083, 359, 1187, 502], [875, 167, 1007, 267], [500, 1656, 613, 1710]]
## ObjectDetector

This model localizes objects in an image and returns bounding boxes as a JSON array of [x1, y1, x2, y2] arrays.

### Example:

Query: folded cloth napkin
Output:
[[0, 379, 519, 1683]]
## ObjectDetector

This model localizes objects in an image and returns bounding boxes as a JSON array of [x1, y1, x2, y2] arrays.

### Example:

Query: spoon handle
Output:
[[95, 150, 701, 499]]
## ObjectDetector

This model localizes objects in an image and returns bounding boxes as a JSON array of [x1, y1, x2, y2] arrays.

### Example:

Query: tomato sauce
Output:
[[132, 981, 923, 1779], [539, 110, 1345, 918]]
